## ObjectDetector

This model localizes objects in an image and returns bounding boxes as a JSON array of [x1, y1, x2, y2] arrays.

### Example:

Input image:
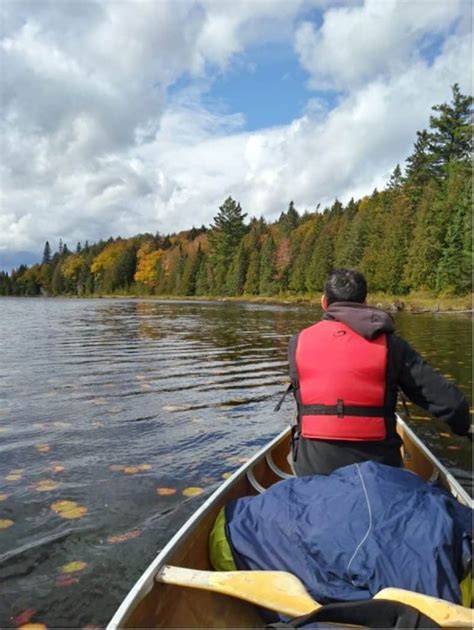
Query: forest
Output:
[[1, 85, 471, 300]]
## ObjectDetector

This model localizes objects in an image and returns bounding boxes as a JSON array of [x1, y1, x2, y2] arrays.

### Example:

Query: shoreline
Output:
[[4, 292, 472, 314]]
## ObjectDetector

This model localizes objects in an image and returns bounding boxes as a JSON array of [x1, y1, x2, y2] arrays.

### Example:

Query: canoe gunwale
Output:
[[397, 414, 473, 508]]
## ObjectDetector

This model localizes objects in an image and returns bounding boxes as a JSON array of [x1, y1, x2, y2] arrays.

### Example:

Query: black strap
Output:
[[274, 384, 294, 412], [301, 403, 386, 417], [265, 598, 441, 628]]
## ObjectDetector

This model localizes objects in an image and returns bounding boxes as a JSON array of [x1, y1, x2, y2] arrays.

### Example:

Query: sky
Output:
[[0, 0, 472, 271]]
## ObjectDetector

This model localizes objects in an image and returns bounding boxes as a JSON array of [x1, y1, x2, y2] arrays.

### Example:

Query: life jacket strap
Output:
[[300, 402, 387, 418], [273, 383, 294, 412]]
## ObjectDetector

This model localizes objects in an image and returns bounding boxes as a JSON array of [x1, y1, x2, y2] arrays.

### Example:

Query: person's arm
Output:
[[392, 335, 470, 436]]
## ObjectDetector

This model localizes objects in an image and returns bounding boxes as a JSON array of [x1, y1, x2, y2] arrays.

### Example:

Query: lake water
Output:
[[0, 298, 472, 628]]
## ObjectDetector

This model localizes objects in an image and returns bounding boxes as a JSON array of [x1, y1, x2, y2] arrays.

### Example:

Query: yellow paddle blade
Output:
[[157, 565, 319, 617], [374, 588, 474, 628]]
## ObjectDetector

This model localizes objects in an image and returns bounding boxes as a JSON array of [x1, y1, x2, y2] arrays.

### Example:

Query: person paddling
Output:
[[286, 268, 471, 476]]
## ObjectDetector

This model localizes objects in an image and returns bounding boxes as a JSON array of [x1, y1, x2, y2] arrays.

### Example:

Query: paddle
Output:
[[157, 565, 474, 627]]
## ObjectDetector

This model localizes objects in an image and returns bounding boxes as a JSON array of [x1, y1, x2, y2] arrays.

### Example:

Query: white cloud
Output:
[[295, 0, 466, 90], [0, 0, 471, 269]]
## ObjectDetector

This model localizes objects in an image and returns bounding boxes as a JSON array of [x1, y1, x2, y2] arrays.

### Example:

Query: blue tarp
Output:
[[225, 462, 472, 605]]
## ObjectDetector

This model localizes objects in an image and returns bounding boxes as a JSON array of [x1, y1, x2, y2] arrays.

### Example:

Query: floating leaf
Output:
[[136, 374, 147, 380], [52, 421, 70, 428], [14, 609, 36, 626], [55, 574, 78, 587], [182, 487, 204, 497], [123, 466, 140, 474], [34, 444, 50, 453], [51, 500, 77, 513], [439, 432, 451, 438], [138, 464, 151, 471], [222, 472, 232, 480], [107, 529, 141, 544], [0, 519, 14, 529], [6, 474, 22, 481], [0, 494, 8, 501], [447, 445, 461, 451], [11, 469, 24, 474], [156, 487, 177, 496], [109, 465, 124, 472], [17, 625, 47, 630], [62, 560, 87, 574], [34, 480, 59, 492], [59, 506, 88, 520], [50, 500, 88, 520], [50, 464, 65, 474]]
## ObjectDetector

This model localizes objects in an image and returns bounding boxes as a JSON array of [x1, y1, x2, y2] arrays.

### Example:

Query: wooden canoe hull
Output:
[[107, 416, 472, 629]]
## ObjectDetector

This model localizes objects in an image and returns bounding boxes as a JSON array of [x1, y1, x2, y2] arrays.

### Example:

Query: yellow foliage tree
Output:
[[134, 245, 163, 287], [62, 254, 84, 283], [90, 241, 129, 275]]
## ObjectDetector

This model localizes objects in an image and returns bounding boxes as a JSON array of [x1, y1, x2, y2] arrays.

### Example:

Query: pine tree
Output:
[[42, 241, 52, 265], [428, 83, 473, 176], [208, 197, 248, 293], [387, 164, 403, 190]]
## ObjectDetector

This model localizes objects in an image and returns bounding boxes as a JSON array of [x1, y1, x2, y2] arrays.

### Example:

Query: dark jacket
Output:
[[289, 302, 470, 476]]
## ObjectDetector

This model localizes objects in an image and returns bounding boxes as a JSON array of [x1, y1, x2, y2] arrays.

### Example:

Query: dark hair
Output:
[[324, 268, 367, 305]]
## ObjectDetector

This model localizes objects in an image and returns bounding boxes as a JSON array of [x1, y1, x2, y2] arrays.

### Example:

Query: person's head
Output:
[[322, 268, 367, 309]]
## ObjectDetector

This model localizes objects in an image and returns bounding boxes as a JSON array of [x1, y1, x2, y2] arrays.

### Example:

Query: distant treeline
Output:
[[1, 85, 471, 299]]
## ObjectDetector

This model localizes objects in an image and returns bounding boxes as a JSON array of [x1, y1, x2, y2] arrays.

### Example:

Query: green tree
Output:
[[428, 83, 473, 176], [42, 241, 52, 264], [258, 235, 277, 295], [208, 197, 248, 292]]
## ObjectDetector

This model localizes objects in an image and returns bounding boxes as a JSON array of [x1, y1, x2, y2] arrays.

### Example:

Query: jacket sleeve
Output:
[[392, 335, 471, 436]]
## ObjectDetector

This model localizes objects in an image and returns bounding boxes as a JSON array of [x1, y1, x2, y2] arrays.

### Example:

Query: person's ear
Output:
[[321, 294, 328, 311]]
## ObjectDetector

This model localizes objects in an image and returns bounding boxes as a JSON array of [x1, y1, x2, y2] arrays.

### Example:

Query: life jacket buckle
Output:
[[336, 399, 344, 418]]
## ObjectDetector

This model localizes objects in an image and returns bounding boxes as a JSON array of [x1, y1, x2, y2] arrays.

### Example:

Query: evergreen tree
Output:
[[42, 241, 52, 265], [435, 162, 472, 293], [387, 164, 403, 190], [226, 241, 248, 295], [405, 130, 436, 186], [208, 197, 248, 293], [278, 201, 300, 234], [428, 83, 473, 175], [258, 235, 277, 295]]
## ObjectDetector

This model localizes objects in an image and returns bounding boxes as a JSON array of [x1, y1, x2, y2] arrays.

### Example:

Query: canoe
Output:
[[107, 414, 473, 629]]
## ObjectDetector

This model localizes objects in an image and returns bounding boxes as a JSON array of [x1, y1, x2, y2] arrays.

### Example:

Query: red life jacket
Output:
[[293, 320, 388, 441]]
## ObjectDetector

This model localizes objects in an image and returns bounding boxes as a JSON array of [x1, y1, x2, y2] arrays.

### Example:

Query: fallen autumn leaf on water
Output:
[[34, 444, 50, 453], [182, 487, 204, 497], [14, 609, 36, 627], [50, 500, 88, 520], [34, 480, 59, 492], [107, 529, 141, 544], [62, 560, 87, 573], [156, 487, 177, 496], [55, 574, 78, 587], [0, 519, 14, 529]]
